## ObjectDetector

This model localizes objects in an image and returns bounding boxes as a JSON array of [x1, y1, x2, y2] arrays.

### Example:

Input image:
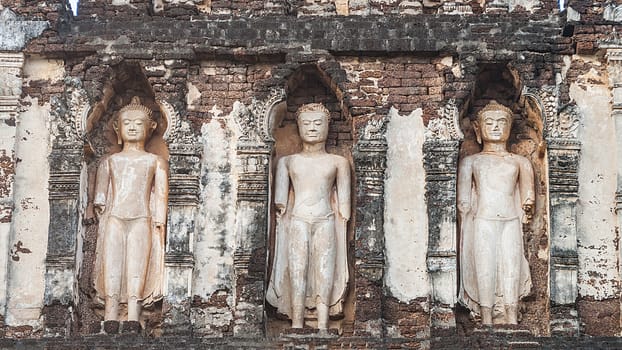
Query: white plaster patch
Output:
[[572, 54, 602, 66], [5, 97, 51, 327], [561, 55, 572, 82], [22, 57, 64, 84], [509, 0, 540, 13], [571, 70, 619, 300], [203, 67, 216, 76], [186, 82, 201, 110], [383, 107, 430, 301], [567, 6, 581, 22], [192, 115, 237, 298], [439, 56, 453, 67]]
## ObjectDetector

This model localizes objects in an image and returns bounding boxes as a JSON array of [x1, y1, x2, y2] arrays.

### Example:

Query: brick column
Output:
[[423, 99, 463, 331], [158, 101, 202, 335], [0, 53, 23, 326], [547, 136, 580, 335], [232, 90, 285, 337], [524, 85, 581, 336], [352, 115, 388, 337], [162, 144, 201, 334], [44, 78, 90, 336]]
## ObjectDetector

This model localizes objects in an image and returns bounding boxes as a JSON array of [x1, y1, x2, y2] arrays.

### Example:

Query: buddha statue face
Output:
[[297, 110, 329, 144], [117, 110, 155, 143], [113, 96, 157, 145], [473, 102, 514, 145], [478, 109, 512, 144]]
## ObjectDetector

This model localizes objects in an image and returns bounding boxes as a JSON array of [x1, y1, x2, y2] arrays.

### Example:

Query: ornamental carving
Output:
[[424, 99, 464, 142], [607, 49, 622, 86], [160, 100, 196, 145], [234, 88, 286, 145], [361, 114, 388, 141], [604, 2, 622, 22], [0, 70, 21, 97], [521, 85, 557, 130], [549, 104, 581, 139], [50, 77, 90, 146], [0, 53, 23, 115]]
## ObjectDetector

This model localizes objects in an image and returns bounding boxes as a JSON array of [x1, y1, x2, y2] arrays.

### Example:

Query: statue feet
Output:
[[480, 307, 493, 326]]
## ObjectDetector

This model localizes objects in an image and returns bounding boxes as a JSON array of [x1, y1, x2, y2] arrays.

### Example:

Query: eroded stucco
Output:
[[384, 108, 430, 301], [572, 58, 619, 300]]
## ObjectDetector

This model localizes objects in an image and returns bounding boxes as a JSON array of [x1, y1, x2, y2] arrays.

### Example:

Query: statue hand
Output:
[[275, 204, 286, 218], [94, 205, 105, 218], [457, 201, 470, 214]]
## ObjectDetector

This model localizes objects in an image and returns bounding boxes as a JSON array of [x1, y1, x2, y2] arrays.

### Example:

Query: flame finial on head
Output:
[[476, 100, 513, 121], [295, 103, 331, 121], [119, 96, 154, 121]]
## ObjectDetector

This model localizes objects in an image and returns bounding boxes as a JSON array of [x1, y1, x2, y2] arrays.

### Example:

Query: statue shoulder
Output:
[[153, 153, 168, 167], [513, 153, 533, 168], [460, 153, 477, 165], [332, 154, 349, 167], [278, 154, 292, 166]]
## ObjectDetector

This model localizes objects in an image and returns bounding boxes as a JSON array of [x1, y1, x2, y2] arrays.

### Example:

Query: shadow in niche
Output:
[[265, 64, 355, 336], [456, 62, 549, 336], [76, 62, 169, 335]]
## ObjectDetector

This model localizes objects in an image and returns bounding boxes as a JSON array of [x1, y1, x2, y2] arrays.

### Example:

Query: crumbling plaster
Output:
[[572, 57, 619, 300], [384, 107, 430, 301]]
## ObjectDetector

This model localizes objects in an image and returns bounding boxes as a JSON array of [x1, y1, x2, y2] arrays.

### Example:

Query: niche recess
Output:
[[266, 64, 356, 335], [457, 63, 549, 335], [77, 62, 170, 334]]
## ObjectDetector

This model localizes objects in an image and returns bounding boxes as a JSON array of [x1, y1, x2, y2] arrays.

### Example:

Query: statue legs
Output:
[[474, 218, 523, 325], [103, 217, 125, 321], [105, 296, 120, 321], [311, 217, 335, 330], [289, 219, 309, 328], [505, 304, 518, 324], [126, 218, 151, 322], [288, 215, 336, 329], [102, 216, 152, 321]]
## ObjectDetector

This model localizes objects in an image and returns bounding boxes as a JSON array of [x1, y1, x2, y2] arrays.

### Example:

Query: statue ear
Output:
[[113, 120, 122, 145], [472, 120, 482, 144], [150, 121, 157, 131]]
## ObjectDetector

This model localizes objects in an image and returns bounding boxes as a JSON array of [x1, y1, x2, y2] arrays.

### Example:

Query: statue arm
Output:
[[274, 157, 289, 216], [337, 157, 351, 221], [154, 157, 169, 227], [93, 158, 110, 216], [457, 156, 473, 215], [519, 157, 535, 217]]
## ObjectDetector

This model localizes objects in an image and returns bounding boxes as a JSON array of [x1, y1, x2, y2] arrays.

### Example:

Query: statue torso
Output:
[[471, 152, 522, 220], [108, 150, 159, 219], [286, 153, 342, 218]]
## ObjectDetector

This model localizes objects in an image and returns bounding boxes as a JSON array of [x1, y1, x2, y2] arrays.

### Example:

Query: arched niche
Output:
[[456, 62, 549, 335], [265, 64, 355, 335], [78, 62, 173, 334]]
